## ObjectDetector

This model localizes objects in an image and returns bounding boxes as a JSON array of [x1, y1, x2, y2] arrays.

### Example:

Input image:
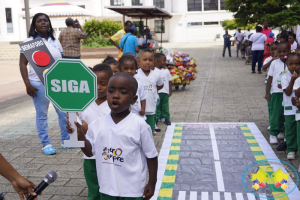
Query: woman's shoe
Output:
[[42, 144, 57, 155]]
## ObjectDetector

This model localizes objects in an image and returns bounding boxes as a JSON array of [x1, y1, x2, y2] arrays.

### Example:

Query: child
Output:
[[119, 54, 146, 119], [155, 53, 172, 126], [288, 33, 297, 50], [265, 42, 290, 144], [103, 55, 121, 74], [67, 64, 113, 200], [135, 49, 164, 134], [281, 51, 300, 159], [291, 96, 300, 172], [75, 72, 158, 200], [263, 42, 278, 130], [263, 33, 275, 61]]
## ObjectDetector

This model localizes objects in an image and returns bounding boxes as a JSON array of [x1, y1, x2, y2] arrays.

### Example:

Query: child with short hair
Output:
[[265, 42, 290, 144], [75, 72, 158, 200], [288, 34, 297, 50], [281, 51, 300, 159], [103, 55, 121, 74], [135, 49, 164, 134], [67, 63, 113, 200], [154, 53, 172, 126], [119, 54, 146, 119]]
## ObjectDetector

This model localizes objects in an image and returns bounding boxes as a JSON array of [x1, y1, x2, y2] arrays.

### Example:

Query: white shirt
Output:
[[158, 68, 172, 94], [153, 68, 162, 104], [79, 101, 110, 159], [135, 68, 163, 115], [291, 41, 297, 50], [267, 59, 285, 94], [131, 80, 146, 120], [293, 78, 300, 120], [244, 31, 252, 41], [264, 56, 273, 84], [249, 33, 267, 51], [235, 32, 244, 44], [281, 72, 296, 115], [86, 113, 158, 197], [21, 36, 63, 82]]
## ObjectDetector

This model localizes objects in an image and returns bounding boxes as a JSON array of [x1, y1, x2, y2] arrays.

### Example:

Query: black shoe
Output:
[[164, 119, 171, 126], [0, 192, 4, 200], [229, 55, 232, 57], [154, 121, 161, 132], [222, 54, 224, 57], [276, 141, 287, 151]]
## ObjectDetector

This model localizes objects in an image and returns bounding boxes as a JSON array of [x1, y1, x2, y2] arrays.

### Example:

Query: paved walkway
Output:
[[0, 43, 298, 199]]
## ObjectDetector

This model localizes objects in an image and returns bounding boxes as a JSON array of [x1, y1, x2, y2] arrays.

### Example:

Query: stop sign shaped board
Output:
[[44, 59, 97, 112]]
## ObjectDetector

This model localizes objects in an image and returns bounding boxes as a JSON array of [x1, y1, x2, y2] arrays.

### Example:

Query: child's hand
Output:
[[292, 96, 300, 107], [169, 92, 172, 97], [278, 84, 282, 89], [139, 109, 145, 116], [265, 93, 270, 102], [143, 183, 155, 200], [74, 121, 86, 141], [292, 71, 298, 80], [81, 120, 88, 134], [66, 113, 74, 134]]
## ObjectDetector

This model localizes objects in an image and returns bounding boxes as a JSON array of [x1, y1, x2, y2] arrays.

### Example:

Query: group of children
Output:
[[67, 49, 172, 199], [264, 39, 300, 172]]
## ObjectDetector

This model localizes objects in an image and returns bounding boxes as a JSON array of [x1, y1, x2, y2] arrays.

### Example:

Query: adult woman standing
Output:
[[19, 13, 69, 155], [249, 26, 267, 74]]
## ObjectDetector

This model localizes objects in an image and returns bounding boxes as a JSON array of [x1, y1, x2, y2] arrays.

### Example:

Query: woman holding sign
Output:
[[19, 13, 69, 155]]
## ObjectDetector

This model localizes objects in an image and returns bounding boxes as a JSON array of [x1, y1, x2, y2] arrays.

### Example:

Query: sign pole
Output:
[[63, 112, 85, 148], [24, 0, 30, 37]]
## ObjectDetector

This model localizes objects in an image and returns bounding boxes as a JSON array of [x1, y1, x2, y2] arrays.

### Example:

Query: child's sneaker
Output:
[[164, 119, 171, 126], [270, 135, 278, 144], [276, 141, 287, 151], [267, 126, 270, 130], [277, 133, 285, 140], [160, 118, 165, 123], [154, 124, 161, 132], [61, 141, 80, 149], [287, 152, 296, 160]]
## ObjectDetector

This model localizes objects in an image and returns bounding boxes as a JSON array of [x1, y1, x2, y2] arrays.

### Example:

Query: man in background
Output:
[[59, 18, 87, 59], [222, 30, 232, 57], [235, 28, 244, 58]]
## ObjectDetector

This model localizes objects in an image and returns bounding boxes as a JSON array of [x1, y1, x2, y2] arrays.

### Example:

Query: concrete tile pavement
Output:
[[0, 43, 299, 199]]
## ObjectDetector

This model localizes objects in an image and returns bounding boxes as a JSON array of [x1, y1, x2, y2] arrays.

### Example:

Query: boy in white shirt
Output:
[[75, 72, 158, 200], [135, 49, 164, 134], [67, 64, 113, 200], [265, 42, 290, 144], [288, 33, 298, 50], [154, 53, 172, 126], [281, 52, 300, 160]]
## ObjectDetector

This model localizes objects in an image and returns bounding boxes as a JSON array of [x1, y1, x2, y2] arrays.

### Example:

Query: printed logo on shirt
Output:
[[162, 77, 166, 83], [102, 147, 124, 164], [144, 84, 153, 93]]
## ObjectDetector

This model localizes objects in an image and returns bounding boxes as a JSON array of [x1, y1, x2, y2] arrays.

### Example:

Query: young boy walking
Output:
[[155, 53, 172, 126], [75, 73, 158, 200]]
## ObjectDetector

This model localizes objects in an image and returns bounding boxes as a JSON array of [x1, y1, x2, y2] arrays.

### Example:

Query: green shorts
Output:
[[100, 193, 143, 200]]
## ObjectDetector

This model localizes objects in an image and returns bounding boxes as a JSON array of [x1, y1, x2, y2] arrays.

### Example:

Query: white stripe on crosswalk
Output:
[[247, 193, 256, 200], [224, 192, 232, 200], [209, 126, 220, 160], [235, 193, 244, 200], [213, 192, 220, 200], [190, 191, 197, 200], [178, 191, 186, 200], [215, 161, 225, 191], [201, 192, 209, 200]]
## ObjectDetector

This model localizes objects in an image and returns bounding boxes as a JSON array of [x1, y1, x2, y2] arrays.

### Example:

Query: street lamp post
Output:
[[24, 0, 30, 37]]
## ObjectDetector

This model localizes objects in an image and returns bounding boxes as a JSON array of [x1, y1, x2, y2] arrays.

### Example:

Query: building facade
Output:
[[0, 0, 233, 43]]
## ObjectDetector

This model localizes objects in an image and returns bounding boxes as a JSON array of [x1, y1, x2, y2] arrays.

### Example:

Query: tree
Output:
[[225, 0, 300, 28], [221, 19, 256, 30]]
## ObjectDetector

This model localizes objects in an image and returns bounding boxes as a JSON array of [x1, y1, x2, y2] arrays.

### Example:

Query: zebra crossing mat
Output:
[[152, 123, 300, 200]]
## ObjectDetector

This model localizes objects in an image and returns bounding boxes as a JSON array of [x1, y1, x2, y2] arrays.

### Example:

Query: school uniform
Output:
[[79, 101, 110, 200], [86, 112, 158, 199], [134, 68, 163, 133], [267, 59, 285, 136], [293, 78, 300, 154], [131, 80, 146, 120], [291, 41, 297, 50], [156, 68, 172, 122], [264, 56, 273, 121], [282, 72, 297, 153]]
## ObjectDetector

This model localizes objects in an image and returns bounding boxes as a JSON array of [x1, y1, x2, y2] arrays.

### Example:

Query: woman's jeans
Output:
[[251, 50, 264, 72], [30, 80, 69, 146]]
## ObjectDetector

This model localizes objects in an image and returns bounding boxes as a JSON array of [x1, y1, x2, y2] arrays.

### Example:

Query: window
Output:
[[5, 8, 13, 33], [78, 5, 85, 9], [133, 21, 144, 36], [204, 0, 218, 11], [204, 21, 219, 25], [154, 0, 164, 8], [220, 0, 226, 10], [187, 0, 202, 11], [191, 22, 202, 26], [132, 0, 143, 6], [110, 0, 122, 6], [59, 27, 66, 31], [155, 20, 165, 33]]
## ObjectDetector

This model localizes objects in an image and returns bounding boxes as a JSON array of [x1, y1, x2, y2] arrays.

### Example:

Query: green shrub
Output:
[[82, 19, 123, 47]]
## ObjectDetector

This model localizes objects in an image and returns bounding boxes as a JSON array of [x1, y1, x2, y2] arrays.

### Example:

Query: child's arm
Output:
[[295, 87, 300, 97], [265, 76, 272, 101], [262, 58, 274, 70], [292, 96, 300, 109], [139, 100, 146, 116], [283, 72, 297, 96], [74, 122, 93, 157], [143, 157, 158, 200], [169, 81, 172, 97]]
